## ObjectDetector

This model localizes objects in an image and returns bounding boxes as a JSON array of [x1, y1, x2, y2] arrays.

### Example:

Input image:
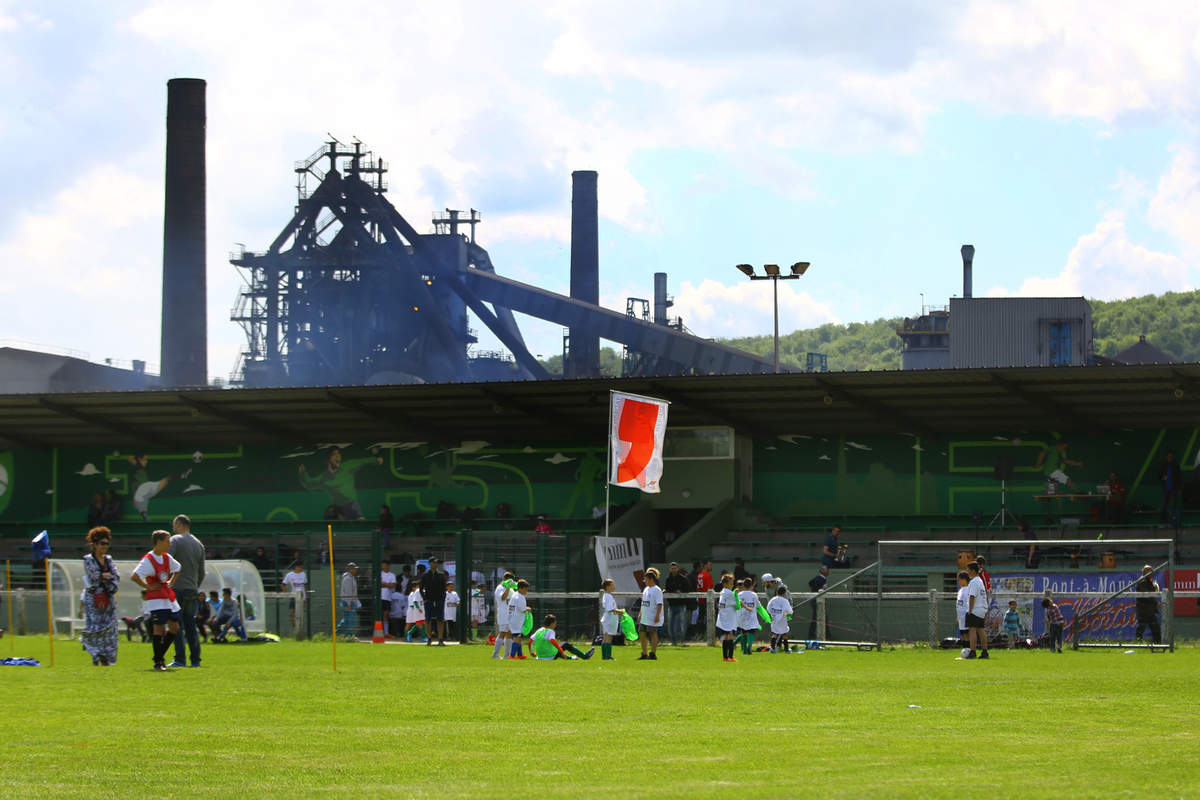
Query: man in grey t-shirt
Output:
[[168, 514, 205, 667]]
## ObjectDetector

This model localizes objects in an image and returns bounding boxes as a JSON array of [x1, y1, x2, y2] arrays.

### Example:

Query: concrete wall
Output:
[[949, 297, 1092, 368]]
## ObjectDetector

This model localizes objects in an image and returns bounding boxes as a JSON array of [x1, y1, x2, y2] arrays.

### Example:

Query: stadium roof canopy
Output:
[[0, 364, 1197, 449]]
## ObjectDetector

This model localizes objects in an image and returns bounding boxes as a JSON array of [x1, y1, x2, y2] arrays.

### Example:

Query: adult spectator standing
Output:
[[1105, 471, 1127, 523], [733, 557, 749, 582], [693, 559, 714, 638], [420, 556, 449, 645], [168, 514, 205, 668], [1161, 450, 1183, 525], [820, 525, 842, 577], [379, 559, 397, 635], [378, 505, 395, 549], [663, 562, 691, 646], [81, 527, 119, 666], [337, 562, 360, 638], [1134, 565, 1162, 643], [1019, 521, 1041, 569]]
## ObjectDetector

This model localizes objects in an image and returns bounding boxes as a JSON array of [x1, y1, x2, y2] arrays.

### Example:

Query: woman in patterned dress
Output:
[[81, 526, 120, 665]]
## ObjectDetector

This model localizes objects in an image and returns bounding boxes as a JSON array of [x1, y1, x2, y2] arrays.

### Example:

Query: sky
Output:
[[1, 1, 1198, 381]]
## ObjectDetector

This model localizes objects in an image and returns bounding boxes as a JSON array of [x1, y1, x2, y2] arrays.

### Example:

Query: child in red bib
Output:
[[131, 530, 182, 671]]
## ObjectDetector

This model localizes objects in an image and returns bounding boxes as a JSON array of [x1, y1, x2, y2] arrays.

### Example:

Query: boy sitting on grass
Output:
[[530, 614, 594, 660]]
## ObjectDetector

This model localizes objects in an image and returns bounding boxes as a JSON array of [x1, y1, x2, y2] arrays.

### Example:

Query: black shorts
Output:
[[149, 608, 181, 626], [716, 626, 734, 636], [965, 613, 985, 629], [425, 597, 445, 621]]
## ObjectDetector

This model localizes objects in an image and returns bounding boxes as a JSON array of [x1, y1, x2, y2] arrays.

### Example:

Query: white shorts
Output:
[[133, 481, 162, 512], [508, 619, 525, 636], [1049, 469, 1069, 485], [601, 614, 619, 636]]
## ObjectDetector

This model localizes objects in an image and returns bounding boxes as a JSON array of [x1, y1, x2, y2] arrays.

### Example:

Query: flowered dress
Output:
[[81, 553, 119, 664]]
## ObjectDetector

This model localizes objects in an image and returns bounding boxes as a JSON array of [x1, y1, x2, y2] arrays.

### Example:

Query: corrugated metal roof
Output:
[[0, 363, 1197, 448]]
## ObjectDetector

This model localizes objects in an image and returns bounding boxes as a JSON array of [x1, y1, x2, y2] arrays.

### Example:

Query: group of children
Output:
[[715, 574, 793, 661], [954, 558, 1066, 656], [382, 574, 461, 643]]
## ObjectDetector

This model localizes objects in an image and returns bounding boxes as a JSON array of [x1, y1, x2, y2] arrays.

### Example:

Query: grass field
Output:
[[1, 636, 1198, 798]]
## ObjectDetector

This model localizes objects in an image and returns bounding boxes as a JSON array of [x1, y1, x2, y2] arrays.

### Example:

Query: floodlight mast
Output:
[[734, 261, 812, 373]]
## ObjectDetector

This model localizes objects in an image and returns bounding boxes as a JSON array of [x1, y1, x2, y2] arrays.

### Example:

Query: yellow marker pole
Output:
[[5, 560, 13, 652], [328, 524, 337, 671], [44, 558, 54, 666]]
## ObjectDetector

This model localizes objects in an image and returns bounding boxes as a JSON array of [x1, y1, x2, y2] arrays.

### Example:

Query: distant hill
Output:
[[534, 290, 1200, 375]]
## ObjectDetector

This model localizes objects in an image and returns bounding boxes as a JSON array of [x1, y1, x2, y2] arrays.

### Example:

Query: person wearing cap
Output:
[[761, 573, 791, 604], [420, 557, 449, 645], [664, 561, 691, 646], [337, 562, 360, 637]]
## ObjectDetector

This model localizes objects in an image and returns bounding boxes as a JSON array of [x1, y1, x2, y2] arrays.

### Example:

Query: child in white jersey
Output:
[[405, 585, 426, 642], [766, 585, 792, 653], [638, 567, 663, 661], [492, 571, 515, 659], [130, 530, 182, 671], [599, 578, 627, 660], [736, 578, 761, 655], [954, 570, 969, 651], [444, 581, 460, 640], [506, 579, 530, 659], [470, 582, 488, 640], [716, 573, 739, 662]]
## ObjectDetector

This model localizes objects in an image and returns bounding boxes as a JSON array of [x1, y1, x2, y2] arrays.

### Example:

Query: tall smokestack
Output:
[[567, 170, 599, 378], [653, 272, 671, 326], [161, 78, 207, 388], [961, 244, 974, 300]]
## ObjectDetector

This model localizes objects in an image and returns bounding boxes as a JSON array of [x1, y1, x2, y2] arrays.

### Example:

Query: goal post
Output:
[[876, 538, 1176, 652]]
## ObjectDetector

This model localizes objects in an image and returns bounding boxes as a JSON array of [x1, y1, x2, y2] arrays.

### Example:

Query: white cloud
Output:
[[671, 278, 839, 339], [0, 161, 162, 366], [1147, 146, 1200, 254], [986, 211, 1190, 300]]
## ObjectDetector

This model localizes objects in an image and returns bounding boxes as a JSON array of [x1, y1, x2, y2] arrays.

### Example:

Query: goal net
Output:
[[874, 538, 1176, 652]]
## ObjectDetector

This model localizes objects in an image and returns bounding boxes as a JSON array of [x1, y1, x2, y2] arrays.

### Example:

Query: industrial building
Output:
[[899, 245, 1093, 370]]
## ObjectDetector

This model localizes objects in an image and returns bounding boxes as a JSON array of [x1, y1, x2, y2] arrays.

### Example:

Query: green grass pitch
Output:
[[0, 636, 1197, 798]]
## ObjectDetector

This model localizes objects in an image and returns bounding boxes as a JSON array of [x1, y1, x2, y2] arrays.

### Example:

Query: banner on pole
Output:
[[593, 536, 645, 601], [609, 392, 669, 493]]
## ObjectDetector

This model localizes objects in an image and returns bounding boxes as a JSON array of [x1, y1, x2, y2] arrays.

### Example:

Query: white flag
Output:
[[609, 391, 669, 493]]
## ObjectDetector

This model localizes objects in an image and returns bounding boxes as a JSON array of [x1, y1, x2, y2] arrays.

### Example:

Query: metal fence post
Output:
[[16, 588, 26, 634], [817, 596, 826, 640], [928, 588, 938, 648], [706, 588, 715, 645]]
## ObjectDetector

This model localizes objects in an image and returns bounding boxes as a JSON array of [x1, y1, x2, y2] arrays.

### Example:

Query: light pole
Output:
[[736, 261, 810, 373]]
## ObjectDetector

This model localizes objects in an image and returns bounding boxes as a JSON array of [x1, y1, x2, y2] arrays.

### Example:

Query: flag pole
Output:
[[328, 524, 337, 671], [44, 557, 54, 666], [5, 560, 12, 651], [605, 391, 613, 540]]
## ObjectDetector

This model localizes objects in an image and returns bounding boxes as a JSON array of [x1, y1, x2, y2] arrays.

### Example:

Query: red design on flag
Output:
[[616, 399, 660, 485], [609, 392, 669, 493]]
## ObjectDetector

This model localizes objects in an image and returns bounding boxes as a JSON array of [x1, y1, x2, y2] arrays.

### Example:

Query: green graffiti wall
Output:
[[0, 441, 633, 525], [752, 427, 1200, 518]]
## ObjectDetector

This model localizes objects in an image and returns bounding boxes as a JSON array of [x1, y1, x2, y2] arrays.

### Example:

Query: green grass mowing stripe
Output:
[[0, 637, 1198, 798]]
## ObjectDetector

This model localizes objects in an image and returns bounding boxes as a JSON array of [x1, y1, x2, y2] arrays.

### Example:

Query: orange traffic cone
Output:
[[372, 620, 385, 643]]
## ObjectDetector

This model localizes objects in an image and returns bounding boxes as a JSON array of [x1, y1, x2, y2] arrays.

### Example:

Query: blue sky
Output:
[[1, 1, 1198, 378]]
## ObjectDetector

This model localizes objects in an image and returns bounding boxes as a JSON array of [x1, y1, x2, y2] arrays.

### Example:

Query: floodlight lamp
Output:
[[736, 263, 755, 277], [763, 263, 780, 276], [791, 261, 810, 275]]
